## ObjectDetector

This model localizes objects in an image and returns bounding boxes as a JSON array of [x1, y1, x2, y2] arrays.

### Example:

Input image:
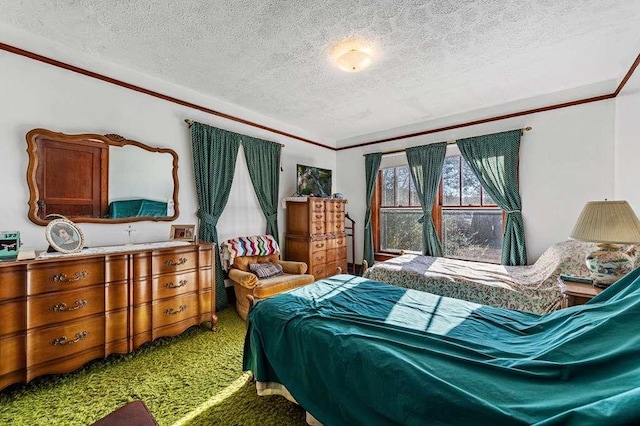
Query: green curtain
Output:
[[457, 130, 526, 265], [363, 153, 382, 266], [406, 143, 447, 257], [242, 137, 282, 243], [191, 122, 241, 310]]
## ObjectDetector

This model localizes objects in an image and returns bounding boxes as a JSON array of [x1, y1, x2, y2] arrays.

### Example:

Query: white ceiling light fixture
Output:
[[331, 41, 374, 73]]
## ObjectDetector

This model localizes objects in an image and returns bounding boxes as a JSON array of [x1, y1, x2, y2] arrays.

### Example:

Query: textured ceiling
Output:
[[1, 1, 639, 145]]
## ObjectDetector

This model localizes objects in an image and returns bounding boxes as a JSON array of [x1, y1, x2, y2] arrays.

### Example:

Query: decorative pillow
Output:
[[249, 262, 284, 279]]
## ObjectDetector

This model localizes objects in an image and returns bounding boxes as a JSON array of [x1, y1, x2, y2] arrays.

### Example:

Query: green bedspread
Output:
[[243, 269, 640, 425]]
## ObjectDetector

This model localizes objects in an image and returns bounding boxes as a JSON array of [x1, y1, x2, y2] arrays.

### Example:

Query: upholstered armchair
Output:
[[222, 236, 315, 320]]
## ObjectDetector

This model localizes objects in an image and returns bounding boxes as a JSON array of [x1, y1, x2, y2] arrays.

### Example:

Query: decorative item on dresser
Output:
[[0, 242, 215, 391], [285, 197, 348, 279]]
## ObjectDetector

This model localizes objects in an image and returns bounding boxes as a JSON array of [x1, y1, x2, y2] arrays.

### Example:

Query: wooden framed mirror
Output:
[[26, 128, 179, 225]]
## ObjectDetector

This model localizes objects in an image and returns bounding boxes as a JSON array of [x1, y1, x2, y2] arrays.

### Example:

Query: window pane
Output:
[[442, 209, 503, 263], [382, 168, 395, 206], [409, 176, 420, 207], [461, 160, 481, 205], [380, 208, 423, 253], [396, 165, 410, 206], [442, 156, 460, 206], [482, 189, 497, 206]]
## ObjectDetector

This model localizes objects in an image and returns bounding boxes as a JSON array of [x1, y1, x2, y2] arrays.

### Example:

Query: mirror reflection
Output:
[[26, 129, 179, 225]]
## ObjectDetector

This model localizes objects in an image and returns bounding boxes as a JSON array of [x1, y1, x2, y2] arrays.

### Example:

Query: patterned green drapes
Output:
[[406, 143, 447, 257], [242, 137, 282, 243], [191, 122, 241, 310], [457, 130, 526, 265], [363, 153, 382, 266]]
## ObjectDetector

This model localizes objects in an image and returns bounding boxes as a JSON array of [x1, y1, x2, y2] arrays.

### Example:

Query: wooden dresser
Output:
[[0, 243, 215, 391], [285, 198, 348, 279]]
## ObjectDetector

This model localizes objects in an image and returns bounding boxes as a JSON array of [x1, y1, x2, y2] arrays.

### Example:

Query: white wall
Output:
[[615, 64, 640, 211], [337, 100, 616, 264], [0, 47, 335, 252]]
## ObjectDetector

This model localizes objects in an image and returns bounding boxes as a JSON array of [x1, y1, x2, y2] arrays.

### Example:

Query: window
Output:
[[378, 165, 422, 253], [373, 154, 504, 263], [437, 155, 503, 263]]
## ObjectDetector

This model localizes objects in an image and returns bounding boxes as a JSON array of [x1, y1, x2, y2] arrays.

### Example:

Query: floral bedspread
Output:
[[363, 240, 637, 314]]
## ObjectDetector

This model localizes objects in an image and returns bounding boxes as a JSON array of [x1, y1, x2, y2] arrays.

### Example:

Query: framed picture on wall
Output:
[[170, 224, 196, 242]]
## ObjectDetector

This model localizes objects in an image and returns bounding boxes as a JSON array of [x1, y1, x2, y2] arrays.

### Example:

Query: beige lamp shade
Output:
[[569, 200, 640, 244]]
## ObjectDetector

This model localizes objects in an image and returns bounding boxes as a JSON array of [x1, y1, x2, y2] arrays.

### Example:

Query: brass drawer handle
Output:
[[50, 271, 88, 283], [51, 299, 88, 312], [52, 330, 88, 346], [165, 279, 188, 289], [315, 243, 325, 248], [165, 257, 187, 267], [315, 225, 323, 230], [166, 304, 187, 315], [315, 214, 323, 219], [314, 256, 323, 261]]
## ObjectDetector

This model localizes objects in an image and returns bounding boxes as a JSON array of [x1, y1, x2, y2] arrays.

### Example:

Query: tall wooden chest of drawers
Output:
[[0, 243, 215, 391], [285, 198, 348, 280]]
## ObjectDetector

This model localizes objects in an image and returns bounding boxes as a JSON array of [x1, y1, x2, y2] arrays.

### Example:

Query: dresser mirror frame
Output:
[[26, 128, 180, 225]]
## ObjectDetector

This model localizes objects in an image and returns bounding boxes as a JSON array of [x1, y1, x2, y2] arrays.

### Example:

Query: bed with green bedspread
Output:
[[244, 270, 640, 425]]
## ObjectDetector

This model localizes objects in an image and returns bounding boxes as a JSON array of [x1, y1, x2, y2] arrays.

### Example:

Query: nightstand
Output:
[[560, 278, 603, 307]]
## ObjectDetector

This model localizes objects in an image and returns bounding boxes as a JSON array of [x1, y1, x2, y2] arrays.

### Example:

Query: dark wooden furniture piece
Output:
[[92, 400, 157, 426], [285, 198, 348, 279], [26, 128, 179, 225], [0, 243, 215, 391], [560, 278, 603, 307], [344, 212, 356, 274]]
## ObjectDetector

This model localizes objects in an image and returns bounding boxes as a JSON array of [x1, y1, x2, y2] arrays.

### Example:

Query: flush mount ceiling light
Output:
[[331, 41, 373, 73]]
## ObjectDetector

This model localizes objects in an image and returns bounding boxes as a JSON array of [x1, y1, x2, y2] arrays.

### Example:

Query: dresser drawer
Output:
[[0, 334, 24, 376], [311, 263, 329, 279], [311, 251, 327, 265], [310, 200, 325, 213], [27, 315, 105, 367], [153, 271, 198, 300], [28, 260, 104, 295], [326, 248, 337, 263], [106, 281, 128, 311], [152, 293, 198, 329], [327, 236, 347, 250], [152, 250, 198, 275], [27, 286, 105, 329], [0, 265, 25, 300], [337, 247, 347, 260], [0, 300, 25, 336], [310, 221, 325, 235], [311, 239, 328, 253], [311, 211, 325, 223]]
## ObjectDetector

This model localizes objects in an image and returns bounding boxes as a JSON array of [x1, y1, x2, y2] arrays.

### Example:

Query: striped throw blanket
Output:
[[220, 234, 280, 271]]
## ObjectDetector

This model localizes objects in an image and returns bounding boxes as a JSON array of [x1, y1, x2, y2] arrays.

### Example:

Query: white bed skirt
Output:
[[256, 381, 322, 426]]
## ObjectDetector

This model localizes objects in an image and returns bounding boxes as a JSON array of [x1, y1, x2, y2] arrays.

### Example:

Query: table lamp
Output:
[[569, 200, 640, 286]]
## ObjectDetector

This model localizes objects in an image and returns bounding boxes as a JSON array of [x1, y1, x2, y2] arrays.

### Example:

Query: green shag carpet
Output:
[[0, 308, 306, 426]]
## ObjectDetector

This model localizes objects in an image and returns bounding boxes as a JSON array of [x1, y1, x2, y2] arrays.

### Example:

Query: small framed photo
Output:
[[170, 224, 196, 242], [46, 218, 84, 253]]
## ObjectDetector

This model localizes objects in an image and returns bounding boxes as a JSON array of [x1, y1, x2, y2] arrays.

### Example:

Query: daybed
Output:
[[362, 240, 633, 314], [244, 271, 640, 425]]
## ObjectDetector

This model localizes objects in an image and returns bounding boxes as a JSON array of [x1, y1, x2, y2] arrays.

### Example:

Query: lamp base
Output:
[[585, 243, 634, 286]]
